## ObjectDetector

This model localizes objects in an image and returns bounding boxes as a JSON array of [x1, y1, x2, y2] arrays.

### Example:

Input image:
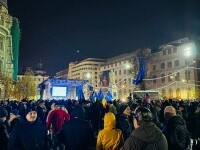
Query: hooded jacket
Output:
[[163, 115, 190, 150], [123, 122, 168, 150], [96, 112, 124, 150], [59, 105, 94, 150]]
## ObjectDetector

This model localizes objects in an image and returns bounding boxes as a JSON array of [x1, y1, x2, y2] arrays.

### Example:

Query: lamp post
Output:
[[184, 47, 192, 100]]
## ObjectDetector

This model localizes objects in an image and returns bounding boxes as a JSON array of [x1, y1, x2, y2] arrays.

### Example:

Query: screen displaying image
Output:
[[52, 86, 67, 97]]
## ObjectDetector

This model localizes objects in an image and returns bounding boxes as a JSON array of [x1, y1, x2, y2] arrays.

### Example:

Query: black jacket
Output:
[[163, 115, 190, 150], [116, 114, 132, 140], [0, 121, 9, 150], [59, 117, 94, 150], [123, 122, 168, 150], [8, 119, 47, 150]]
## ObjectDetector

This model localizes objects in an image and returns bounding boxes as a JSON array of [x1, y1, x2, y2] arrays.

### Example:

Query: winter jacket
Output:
[[8, 119, 47, 150], [123, 122, 168, 150], [116, 113, 132, 140], [59, 117, 94, 150], [0, 121, 9, 150], [46, 109, 70, 133], [163, 115, 190, 150], [96, 112, 124, 150]]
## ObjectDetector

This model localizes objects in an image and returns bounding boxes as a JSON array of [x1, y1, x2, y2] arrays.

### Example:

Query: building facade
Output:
[[0, 0, 20, 98], [147, 37, 199, 100], [55, 69, 68, 78]]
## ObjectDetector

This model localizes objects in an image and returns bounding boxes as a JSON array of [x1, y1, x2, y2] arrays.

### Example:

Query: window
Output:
[[119, 70, 121, 75], [185, 70, 190, 80], [173, 48, 177, 53], [175, 72, 180, 81], [124, 70, 126, 74], [174, 60, 180, 67], [169, 88, 173, 98], [163, 50, 166, 55], [168, 48, 172, 54], [115, 63, 117, 66], [161, 74, 165, 83], [168, 73, 172, 82], [115, 71, 117, 76], [153, 65, 156, 71], [161, 63, 165, 69], [153, 75, 156, 84], [167, 61, 172, 68]]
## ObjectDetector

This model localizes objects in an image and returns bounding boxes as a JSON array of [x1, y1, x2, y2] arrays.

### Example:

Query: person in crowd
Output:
[[36, 100, 47, 122], [191, 103, 200, 139], [96, 112, 124, 150], [2, 100, 12, 119], [0, 106, 9, 150], [46, 102, 70, 149], [8, 107, 47, 150], [59, 104, 94, 150], [8, 109, 21, 132], [107, 101, 117, 115], [163, 106, 190, 150], [116, 104, 132, 140], [46, 102, 70, 133], [123, 107, 168, 150], [144, 93, 151, 109], [18, 99, 27, 118]]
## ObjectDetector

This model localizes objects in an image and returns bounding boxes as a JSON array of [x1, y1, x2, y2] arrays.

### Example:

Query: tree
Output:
[[13, 68, 37, 100], [0, 73, 14, 99]]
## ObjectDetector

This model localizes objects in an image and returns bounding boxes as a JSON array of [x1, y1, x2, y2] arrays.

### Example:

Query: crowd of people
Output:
[[0, 96, 200, 150]]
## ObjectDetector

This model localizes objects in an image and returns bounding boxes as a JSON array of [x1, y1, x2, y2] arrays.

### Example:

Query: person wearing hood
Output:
[[96, 112, 124, 150], [163, 106, 190, 150], [59, 104, 94, 150], [123, 107, 168, 150], [8, 107, 47, 150]]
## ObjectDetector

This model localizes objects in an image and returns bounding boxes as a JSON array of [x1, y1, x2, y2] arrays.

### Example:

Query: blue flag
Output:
[[97, 89, 104, 100], [134, 64, 145, 85], [105, 91, 113, 102], [76, 85, 85, 100], [89, 91, 97, 102]]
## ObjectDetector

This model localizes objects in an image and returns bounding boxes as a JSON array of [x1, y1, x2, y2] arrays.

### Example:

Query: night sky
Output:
[[7, 0, 200, 76]]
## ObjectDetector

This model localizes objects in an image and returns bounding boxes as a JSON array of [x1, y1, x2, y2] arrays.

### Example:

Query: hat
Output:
[[120, 104, 129, 113], [0, 107, 8, 118], [38, 100, 44, 104], [72, 105, 85, 119], [25, 107, 37, 116], [10, 109, 19, 116]]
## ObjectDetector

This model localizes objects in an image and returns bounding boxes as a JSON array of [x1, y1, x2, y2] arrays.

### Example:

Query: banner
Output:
[[100, 70, 110, 87]]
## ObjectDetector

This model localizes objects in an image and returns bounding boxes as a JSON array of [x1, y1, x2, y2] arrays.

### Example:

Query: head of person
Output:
[[38, 100, 45, 107], [25, 107, 37, 122], [54, 102, 61, 110], [104, 112, 116, 129], [72, 105, 85, 119], [164, 106, 176, 121], [120, 104, 131, 116], [10, 109, 19, 119], [133, 107, 153, 129], [0, 107, 8, 122]]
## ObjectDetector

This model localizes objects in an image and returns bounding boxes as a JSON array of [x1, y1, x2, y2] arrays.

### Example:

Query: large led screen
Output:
[[52, 86, 67, 97]]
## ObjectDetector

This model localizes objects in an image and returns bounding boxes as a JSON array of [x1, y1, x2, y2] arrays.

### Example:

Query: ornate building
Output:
[[0, 0, 20, 98]]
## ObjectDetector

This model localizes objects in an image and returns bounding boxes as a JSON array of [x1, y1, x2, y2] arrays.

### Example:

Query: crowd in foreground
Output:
[[0, 97, 200, 150]]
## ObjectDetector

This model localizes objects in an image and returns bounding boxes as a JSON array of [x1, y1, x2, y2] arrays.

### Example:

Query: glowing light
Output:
[[85, 73, 91, 79], [184, 47, 192, 57]]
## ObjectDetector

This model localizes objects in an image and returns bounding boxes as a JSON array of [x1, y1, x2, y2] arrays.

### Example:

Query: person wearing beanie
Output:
[[8, 107, 47, 150], [0, 107, 9, 150], [123, 107, 168, 150], [59, 104, 95, 150], [96, 112, 124, 150], [116, 104, 132, 140]]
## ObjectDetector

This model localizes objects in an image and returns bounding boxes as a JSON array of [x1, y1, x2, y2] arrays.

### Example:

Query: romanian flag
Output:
[[102, 98, 107, 108]]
